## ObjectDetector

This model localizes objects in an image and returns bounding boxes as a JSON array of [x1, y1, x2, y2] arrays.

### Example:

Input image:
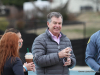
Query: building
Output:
[[67, 0, 100, 13]]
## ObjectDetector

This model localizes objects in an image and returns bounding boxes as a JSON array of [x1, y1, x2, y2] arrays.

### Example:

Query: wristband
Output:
[[23, 65, 27, 71]]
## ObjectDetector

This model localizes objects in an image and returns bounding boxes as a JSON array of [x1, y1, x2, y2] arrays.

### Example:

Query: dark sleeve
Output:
[[12, 57, 24, 75], [24, 71, 28, 75], [32, 38, 60, 67]]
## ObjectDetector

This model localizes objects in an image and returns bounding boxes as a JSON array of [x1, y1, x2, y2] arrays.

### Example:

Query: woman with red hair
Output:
[[0, 32, 24, 75]]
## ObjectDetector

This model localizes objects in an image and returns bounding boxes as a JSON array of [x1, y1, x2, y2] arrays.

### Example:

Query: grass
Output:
[[86, 28, 100, 37], [61, 29, 83, 33]]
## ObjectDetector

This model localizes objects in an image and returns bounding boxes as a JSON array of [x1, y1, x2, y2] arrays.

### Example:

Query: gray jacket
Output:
[[32, 29, 76, 75]]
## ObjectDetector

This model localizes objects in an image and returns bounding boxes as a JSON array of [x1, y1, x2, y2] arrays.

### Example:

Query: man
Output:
[[4, 28, 35, 75], [85, 30, 100, 75], [32, 12, 76, 75]]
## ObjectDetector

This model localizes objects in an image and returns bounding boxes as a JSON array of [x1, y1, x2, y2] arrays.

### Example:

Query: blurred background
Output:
[[0, 0, 100, 67]]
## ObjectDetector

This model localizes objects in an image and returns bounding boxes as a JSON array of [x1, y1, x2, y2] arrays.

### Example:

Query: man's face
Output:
[[17, 32, 23, 49], [47, 16, 62, 37]]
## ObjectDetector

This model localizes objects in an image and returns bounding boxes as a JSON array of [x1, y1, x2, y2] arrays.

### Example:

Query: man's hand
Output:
[[63, 58, 71, 66], [58, 47, 72, 58]]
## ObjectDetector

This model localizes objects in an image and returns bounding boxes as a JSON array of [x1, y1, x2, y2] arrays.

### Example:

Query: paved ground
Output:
[[70, 66, 93, 71]]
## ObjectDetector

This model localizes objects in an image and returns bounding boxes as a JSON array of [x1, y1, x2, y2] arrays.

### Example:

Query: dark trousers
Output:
[[95, 72, 100, 75]]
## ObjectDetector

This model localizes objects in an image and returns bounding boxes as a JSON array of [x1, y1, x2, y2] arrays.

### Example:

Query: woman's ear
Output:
[[19, 42, 21, 47]]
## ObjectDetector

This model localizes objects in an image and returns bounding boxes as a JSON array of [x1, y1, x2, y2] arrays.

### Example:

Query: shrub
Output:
[[0, 17, 9, 31]]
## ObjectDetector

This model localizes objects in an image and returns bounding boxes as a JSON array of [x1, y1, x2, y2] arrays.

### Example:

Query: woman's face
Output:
[[17, 32, 23, 49]]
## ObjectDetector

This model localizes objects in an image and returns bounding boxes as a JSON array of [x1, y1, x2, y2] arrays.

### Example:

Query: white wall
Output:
[[67, 0, 99, 13]]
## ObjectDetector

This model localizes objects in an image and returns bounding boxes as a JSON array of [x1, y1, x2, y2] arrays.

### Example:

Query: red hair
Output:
[[0, 32, 19, 74]]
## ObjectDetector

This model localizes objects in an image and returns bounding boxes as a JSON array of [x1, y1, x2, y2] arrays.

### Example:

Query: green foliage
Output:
[[1, 0, 31, 7], [0, 17, 9, 31], [86, 28, 100, 37]]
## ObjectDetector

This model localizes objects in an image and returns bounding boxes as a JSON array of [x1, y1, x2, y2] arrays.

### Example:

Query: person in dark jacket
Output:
[[32, 12, 76, 75], [4, 28, 35, 75], [0, 32, 24, 75], [85, 30, 100, 75]]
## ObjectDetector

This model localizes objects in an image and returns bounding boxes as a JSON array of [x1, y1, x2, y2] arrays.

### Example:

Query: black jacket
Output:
[[2, 57, 24, 75]]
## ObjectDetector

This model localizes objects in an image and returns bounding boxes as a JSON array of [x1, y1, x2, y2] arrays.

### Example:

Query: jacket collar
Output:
[[45, 28, 66, 41]]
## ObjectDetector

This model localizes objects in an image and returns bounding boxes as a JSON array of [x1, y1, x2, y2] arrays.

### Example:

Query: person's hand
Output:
[[23, 62, 35, 71], [58, 47, 72, 58], [63, 58, 71, 66]]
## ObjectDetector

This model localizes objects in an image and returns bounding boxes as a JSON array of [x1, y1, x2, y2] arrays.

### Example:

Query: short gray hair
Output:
[[47, 12, 63, 23]]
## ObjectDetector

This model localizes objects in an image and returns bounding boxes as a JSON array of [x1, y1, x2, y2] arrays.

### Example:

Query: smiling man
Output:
[[47, 15, 62, 38], [32, 12, 76, 75]]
